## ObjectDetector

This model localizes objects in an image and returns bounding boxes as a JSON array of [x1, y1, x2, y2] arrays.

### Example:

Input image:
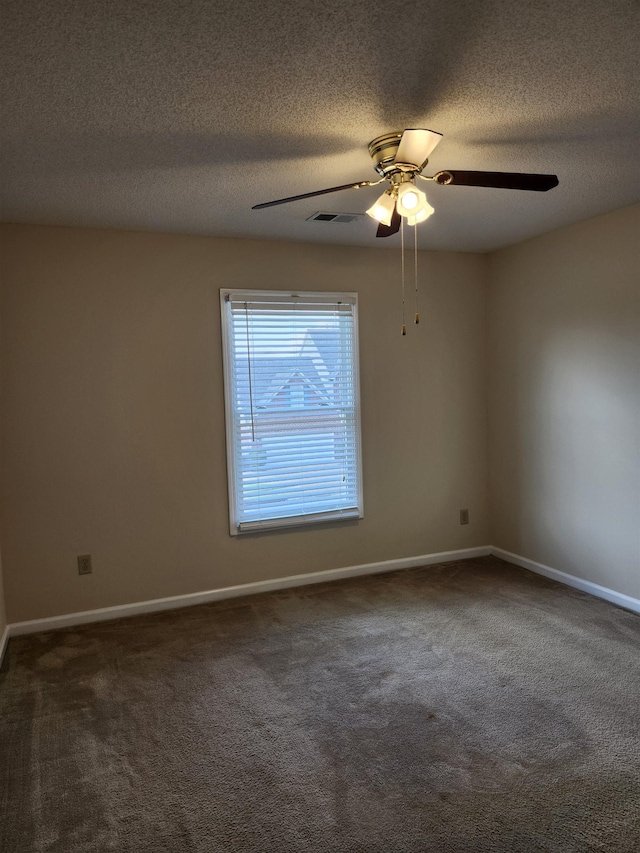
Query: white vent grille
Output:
[[307, 212, 364, 223]]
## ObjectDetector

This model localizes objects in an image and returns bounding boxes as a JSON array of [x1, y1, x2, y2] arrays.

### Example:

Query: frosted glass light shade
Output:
[[397, 183, 428, 218], [366, 191, 396, 226], [407, 201, 434, 226]]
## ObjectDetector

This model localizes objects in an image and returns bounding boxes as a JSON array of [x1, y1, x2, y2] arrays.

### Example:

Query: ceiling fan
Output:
[[252, 129, 559, 237]]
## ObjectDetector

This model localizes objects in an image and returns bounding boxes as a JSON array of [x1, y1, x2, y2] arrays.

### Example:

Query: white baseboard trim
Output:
[[7, 546, 491, 638], [491, 547, 640, 615], [0, 624, 9, 667]]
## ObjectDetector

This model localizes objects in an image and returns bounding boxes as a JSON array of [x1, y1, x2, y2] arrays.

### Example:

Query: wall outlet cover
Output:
[[77, 554, 92, 575]]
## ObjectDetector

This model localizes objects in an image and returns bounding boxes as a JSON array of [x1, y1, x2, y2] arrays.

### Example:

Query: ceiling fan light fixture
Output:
[[366, 190, 396, 226], [407, 200, 434, 226], [396, 183, 427, 218]]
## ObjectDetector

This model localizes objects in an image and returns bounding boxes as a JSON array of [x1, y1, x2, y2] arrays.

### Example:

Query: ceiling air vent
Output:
[[307, 212, 364, 223]]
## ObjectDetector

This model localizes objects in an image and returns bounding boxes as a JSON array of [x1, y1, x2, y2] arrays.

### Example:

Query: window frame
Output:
[[219, 288, 364, 536]]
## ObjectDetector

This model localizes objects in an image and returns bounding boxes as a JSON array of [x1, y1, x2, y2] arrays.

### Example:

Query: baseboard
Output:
[[0, 624, 9, 667], [8, 545, 636, 641], [491, 547, 640, 615], [7, 545, 492, 638]]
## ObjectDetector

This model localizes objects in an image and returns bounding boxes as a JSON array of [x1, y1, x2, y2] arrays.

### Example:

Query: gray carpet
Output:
[[1, 556, 639, 853]]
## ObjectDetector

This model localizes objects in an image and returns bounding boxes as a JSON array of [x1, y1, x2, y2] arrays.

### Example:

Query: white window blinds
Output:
[[220, 290, 363, 534]]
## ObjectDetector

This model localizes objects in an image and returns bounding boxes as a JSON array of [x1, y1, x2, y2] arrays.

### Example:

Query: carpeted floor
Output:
[[1, 556, 639, 853]]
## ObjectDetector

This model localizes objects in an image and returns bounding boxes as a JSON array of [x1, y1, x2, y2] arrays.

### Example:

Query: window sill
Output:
[[233, 508, 362, 535]]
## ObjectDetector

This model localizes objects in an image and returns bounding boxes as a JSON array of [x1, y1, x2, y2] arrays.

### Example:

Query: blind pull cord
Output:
[[244, 301, 256, 442]]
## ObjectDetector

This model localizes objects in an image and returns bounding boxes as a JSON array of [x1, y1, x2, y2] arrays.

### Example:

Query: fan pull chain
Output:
[[414, 221, 420, 324], [401, 217, 406, 335]]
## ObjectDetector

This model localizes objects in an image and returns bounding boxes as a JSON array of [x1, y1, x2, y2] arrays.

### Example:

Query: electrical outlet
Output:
[[77, 554, 92, 575], [459, 509, 469, 525]]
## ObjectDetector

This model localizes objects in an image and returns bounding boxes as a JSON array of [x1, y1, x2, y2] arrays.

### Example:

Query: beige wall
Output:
[[0, 256, 5, 640], [0, 224, 489, 622], [0, 553, 6, 641], [488, 204, 640, 600]]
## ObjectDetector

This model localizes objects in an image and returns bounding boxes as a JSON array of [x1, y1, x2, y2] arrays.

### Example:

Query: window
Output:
[[220, 290, 363, 534]]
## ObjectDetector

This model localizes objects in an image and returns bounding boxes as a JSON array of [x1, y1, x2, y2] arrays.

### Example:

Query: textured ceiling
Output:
[[1, 0, 639, 251]]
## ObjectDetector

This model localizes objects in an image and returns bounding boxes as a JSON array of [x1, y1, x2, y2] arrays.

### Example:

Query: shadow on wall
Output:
[[500, 316, 638, 590]]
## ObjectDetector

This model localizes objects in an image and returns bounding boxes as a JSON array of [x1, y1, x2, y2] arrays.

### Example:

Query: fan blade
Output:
[[434, 170, 559, 191], [394, 129, 443, 168], [376, 208, 401, 238], [252, 180, 371, 209]]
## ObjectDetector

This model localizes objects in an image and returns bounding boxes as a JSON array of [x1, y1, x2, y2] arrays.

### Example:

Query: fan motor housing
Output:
[[368, 132, 402, 168], [368, 132, 426, 178]]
